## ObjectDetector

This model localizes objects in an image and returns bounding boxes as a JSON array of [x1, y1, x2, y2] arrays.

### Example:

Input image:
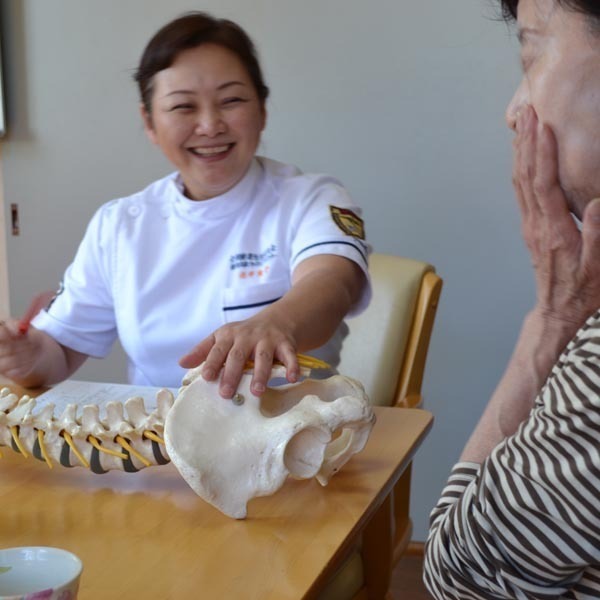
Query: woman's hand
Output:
[[179, 313, 299, 399], [515, 106, 600, 343], [0, 321, 87, 388], [461, 106, 600, 463], [180, 254, 365, 399], [0, 319, 41, 383]]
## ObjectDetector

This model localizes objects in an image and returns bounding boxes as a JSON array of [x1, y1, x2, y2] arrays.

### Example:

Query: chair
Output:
[[319, 253, 443, 600]]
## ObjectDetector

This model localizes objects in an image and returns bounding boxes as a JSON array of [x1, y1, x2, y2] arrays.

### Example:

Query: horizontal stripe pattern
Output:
[[424, 310, 600, 599], [292, 239, 369, 267], [222, 296, 281, 312]]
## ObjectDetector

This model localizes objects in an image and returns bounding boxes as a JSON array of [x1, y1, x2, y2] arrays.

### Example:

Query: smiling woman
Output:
[[134, 13, 269, 202], [0, 11, 371, 400], [140, 43, 266, 201]]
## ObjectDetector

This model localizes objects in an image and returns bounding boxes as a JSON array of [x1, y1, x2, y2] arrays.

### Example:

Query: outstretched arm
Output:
[[179, 254, 366, 399]]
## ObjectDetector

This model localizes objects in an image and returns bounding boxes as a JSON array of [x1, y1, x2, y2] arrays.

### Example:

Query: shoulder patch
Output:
[[330, 206, 365, 239]]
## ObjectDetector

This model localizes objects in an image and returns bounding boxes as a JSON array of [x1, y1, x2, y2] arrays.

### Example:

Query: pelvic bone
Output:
[[164, 364, 375, 518]]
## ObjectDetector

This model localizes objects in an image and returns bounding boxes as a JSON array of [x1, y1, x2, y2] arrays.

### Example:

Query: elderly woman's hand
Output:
[[461, 107, 600, 463], [514, 106, 600, 344]]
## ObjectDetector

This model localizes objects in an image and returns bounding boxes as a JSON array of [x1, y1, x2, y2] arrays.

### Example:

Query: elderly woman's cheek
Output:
[[558, 128, 600, 215]]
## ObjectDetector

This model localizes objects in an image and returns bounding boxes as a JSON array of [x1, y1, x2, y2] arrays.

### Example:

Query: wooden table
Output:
[[0, 402, 432, 599]]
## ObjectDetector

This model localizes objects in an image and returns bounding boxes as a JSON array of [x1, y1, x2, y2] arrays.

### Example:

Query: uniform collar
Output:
[[169, 159, 262, 221]]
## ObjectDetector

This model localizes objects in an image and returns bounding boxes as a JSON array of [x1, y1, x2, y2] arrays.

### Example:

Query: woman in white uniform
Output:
[[0, 12, 370, 398]]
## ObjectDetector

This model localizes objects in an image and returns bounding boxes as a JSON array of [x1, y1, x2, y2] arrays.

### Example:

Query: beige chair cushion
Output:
[[339, 254, 432, 407]]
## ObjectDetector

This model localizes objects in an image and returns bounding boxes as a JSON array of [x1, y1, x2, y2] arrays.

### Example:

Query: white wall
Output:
[[0, 0, 529, 541]]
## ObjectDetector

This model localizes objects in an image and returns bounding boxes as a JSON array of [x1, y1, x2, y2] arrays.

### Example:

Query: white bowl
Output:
[[0, 547, 82, 600]]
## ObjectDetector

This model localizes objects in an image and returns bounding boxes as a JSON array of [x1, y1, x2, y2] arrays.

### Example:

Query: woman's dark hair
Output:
[[500, 0, 600, 28], [134, 11, 270, 113]]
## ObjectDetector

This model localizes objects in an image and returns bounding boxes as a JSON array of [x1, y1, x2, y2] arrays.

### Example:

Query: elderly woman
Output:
[[424, 0, 600, 598], [0, 12, 369, 398]]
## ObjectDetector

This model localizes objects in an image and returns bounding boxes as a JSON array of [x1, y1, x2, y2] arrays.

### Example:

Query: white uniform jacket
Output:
[[33, 157, 371, 387]]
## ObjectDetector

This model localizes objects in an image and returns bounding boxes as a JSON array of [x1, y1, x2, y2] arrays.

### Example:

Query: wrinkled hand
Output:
[[0, 319, 40, 382], [514, 106, 600, 339], [179, 313, 300, 399]]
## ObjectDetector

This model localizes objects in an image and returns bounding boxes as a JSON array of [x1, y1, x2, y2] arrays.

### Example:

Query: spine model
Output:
[[0, 387, 174, 473]]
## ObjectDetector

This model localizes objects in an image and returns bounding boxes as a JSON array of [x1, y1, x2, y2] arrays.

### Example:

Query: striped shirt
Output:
[[424, 309, 600, 600]]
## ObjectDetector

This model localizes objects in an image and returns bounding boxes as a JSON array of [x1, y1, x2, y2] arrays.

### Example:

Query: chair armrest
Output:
[[395, 393, 422, 409]]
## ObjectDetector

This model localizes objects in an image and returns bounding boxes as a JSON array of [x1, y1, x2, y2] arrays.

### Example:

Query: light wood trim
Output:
[[394, 271, 443, 407], [0, 144, 10, 318]]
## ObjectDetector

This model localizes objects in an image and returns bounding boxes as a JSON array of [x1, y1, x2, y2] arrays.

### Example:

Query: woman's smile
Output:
[[189, 144, 234, 158]]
